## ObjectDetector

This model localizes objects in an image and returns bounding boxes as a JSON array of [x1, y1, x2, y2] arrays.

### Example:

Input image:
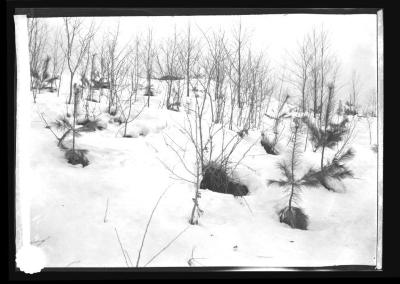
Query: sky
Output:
[[44, 13, 378, 107]]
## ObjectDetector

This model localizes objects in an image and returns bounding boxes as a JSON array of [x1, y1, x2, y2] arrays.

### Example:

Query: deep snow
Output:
[[25, 83, 380, 268]]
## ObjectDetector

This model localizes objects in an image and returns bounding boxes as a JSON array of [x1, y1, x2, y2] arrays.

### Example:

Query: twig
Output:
[[241, 196, 254, 216], [66, 260, 81, 267], [124, 249, 133, 267], [156, 157, 196, 185], [37, 111, 61, 141], [188, 246, 207, 267], [114, 227, 130, 267], [231, 137, 261, 173], [31, 236, 50, 246], [136, 184, 172, 267], [103, 198, 109, 223], [163, 134, 196, 177], [144, 225, 191, 267]]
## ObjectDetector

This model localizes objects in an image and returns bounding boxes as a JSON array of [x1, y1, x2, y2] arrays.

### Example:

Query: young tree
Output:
[[303, 82, 355, 191], [233, 19, 246, 110], [262, 71, 289, 155], [308, 28, 320, 118], [348, 69, 362, 114], [88, 52, 97, 101], [316, 26, 338, 126], [50, 30, 66, 96], [268, 118, 320, 230], [62, 17, 95, 104], [52, 84, 90, 167], [178, 23, 201, 98], [116, 37, 145, 137], [363, 90, 377, 145], [143, 28, 155, 107], [104, 23, 131, 114]]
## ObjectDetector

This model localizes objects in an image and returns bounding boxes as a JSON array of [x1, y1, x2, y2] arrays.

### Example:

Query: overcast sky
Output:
[[46, 13, 377, 107]]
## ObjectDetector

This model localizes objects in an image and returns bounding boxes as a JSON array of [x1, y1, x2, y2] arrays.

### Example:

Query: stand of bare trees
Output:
[[143, 28, 155, 107], [50, 29, 66, 97], [115, 37, 146, 137], [155, 27, 182, 110], [28, 18, 48, 102], [288, 35, 312, 113], [103, 24, 132, 115]]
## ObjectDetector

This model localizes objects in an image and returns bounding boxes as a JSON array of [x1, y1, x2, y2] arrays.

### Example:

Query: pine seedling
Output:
[[52, 85, 89, 167], [268, 118, 320, 230], [303, 83, 355, 191], [303, 85, 349, 153]]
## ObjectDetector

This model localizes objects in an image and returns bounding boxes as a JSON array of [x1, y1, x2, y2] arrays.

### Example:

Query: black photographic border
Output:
[[6, 0, 392, 280]]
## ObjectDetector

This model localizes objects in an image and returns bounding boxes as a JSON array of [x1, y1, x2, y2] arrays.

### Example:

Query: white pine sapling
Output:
[[268, 117, 320, 230], [53, 84, 89, 167], [302, 83, 355, 191]]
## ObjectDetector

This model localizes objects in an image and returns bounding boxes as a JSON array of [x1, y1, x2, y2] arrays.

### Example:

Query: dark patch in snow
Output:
[[200, 162, 249, 196], [237, 129, 249, 138], [65, 149, 89, 167], [260, 138, 278, 155], [279, 206, 308, 230], [77, 118, 106, 131]]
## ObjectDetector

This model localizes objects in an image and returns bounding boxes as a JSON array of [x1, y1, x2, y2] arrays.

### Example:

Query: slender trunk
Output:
[[319, 64, 324, 125], [313, 74, 317, 118], [367, 118, 372, 145], [289, 126, 298, 210], [190, 97, 200, 225], [288, 184, 294, 210], [57, 75, 62, 97], [186, 28, 190, 98], [186, 68, 190, 97], [72, 87, 78, 152], [238, 40, 242, 109], [33, 89, 37, 104], [167, 81, 173, 109], [321, 86, 332, 171], [304, 121, 309, 152], [272, 118, 279, 147], [123, 96, 133, 137], [229, 96, 234, 130], [302, 83, 306, 113], [68, 72, 74, 104]]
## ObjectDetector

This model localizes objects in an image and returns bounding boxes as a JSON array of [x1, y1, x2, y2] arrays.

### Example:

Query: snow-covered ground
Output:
[[25, 84, 379, 268]]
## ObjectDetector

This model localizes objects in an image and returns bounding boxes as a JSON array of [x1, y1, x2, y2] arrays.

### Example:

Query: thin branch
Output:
[[103, 198, 109, 223], [136, 184, 172, 267], [114, 227, 129, 267], [143, 225, 191, 267]]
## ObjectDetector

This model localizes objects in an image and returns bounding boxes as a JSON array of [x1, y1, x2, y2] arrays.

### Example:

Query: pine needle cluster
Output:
[[302, 148, 355, 191], [303, 113, 349, 152]]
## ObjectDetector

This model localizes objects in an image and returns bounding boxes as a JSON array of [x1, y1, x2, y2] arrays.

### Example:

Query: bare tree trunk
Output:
[[186, 25, 191, 98], [68, 73, 74, 104], [72, 86, 78, 152]]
